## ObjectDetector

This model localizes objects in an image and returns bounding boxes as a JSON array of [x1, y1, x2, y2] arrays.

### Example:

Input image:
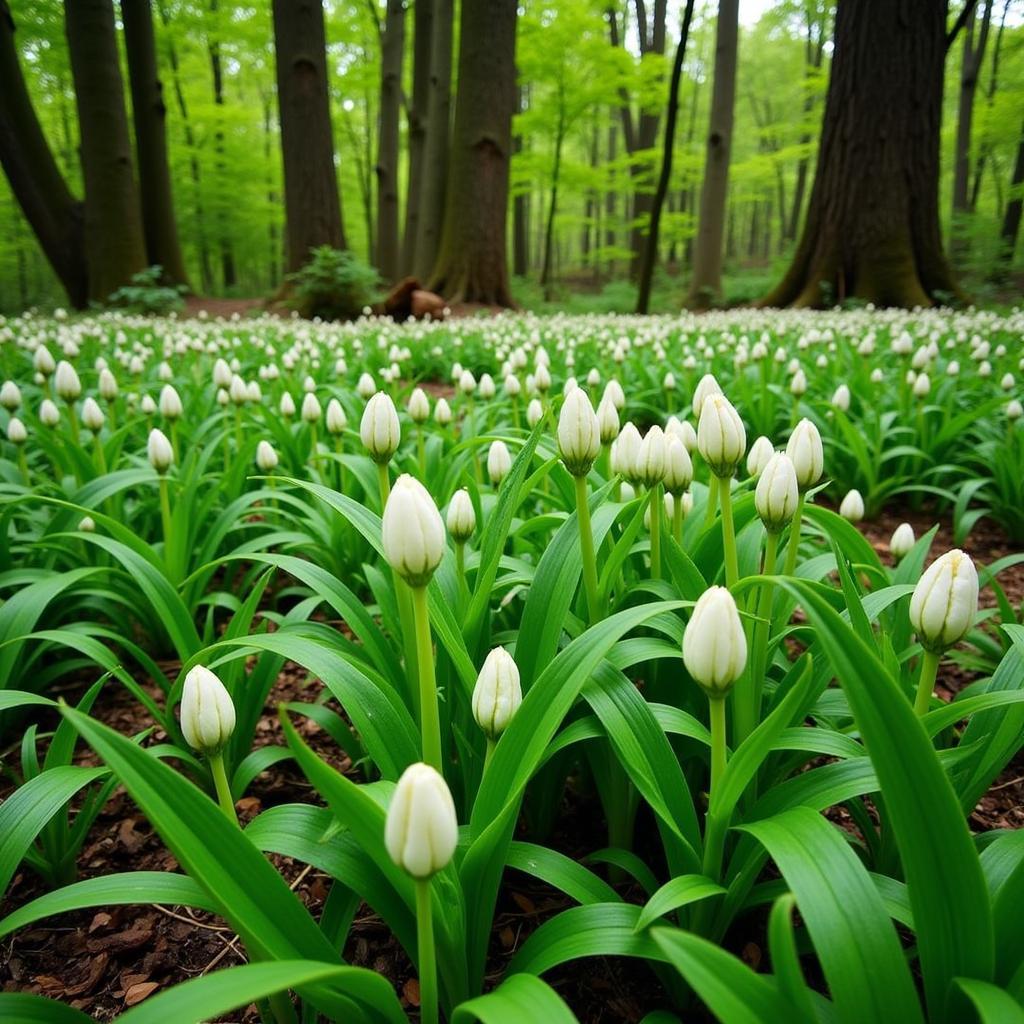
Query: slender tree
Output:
[[272, 0, 346, 275], [428, 0, 517, 305], [994, 119, 1024, 278], [512, 81, 529, 278], [207, 0, 236, 288], [761, 0, 963, 307], [64, 0, 147, 302], [375, 0, 405, 282], [121, 0, 189, 287], [686, 0, 739, 308], [0, 1, 87, 306], [403, 0, 432, 272]]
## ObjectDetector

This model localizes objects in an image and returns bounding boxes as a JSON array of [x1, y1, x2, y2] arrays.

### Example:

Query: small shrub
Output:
[[286, 246, 381, 320], [107, 266, 186, 315]]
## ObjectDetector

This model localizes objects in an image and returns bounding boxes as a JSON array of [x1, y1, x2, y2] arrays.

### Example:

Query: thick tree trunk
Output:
[[413, 0, 452, 280], [121, 0, 189, 287], [686, 0, 739, 307], [207, 1, 235, 289], [65, 0, 147, 302], [375, 0, 405, 282], [512, 82, 529, 278], [428, 0, 517, 306], [0, 1, 87, 306], [403, 0, 432, 273], [272, 0, 346, 275], [539, 98, 566, 299], [761, 0, 963, 308]]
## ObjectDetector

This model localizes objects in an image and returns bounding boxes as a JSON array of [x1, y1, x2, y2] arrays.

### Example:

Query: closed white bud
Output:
[[682, 586, 747, 695], [382, 474, 445, 586], [141, 394, 157, 416], [663, 436, 693, 496], [1007, 399, 1023, 421], [946, 361, 960, 377], [435, 398, 452, 426], [505, 375, 521, 398], [479, 373, 496, 399], [180, 665, 236, 755], [558, 389, 601, 476], [40, 399, 60, 427], [526, 398, 543, 428], [301, 392, 321, 424], [79, 516, 96, 533], [1, 381, 21, 410], [697, 394, 746, 478], [361, 393, 400, 462], [159, 385, 182, 419], [663, 372, 676, 391], [81, 397, 105, 432], [534, 364, 551, 393], [596, 395, 620, 445], [871, 368, 884, 383], [913, 373, 931, 398], [839, 489, 865, 522], [447, 488, 476, 542], [147, 428, 174, 472], [746, 435, 774, 478], [472, 647, 522, 739], [785, 419, 824, 490], [408, 387, 430, 424], [34, 345, 56, 376], [216, 388, 229, 406], [459, 369, 477, 395], [790, 369, 807, 396], [280, 392, 296, 417], [357, 372, 376, 399], [755, 452, 799, 533], [99, 368, 118, 401], [692, 373, 722, 418], [603, 379, 625, 411], [909, 549, 978, 652], [213, 358, 232, 388], [1000, 372, 1014, 391], [384, 762, 458, 879], [487, 440, 512, 486], [55, 360, 81, 400], [256, 440, 278, 472], [6, 416, 27, 445], [229, 375, 248, 405], [890, 522, 915, 560], [326, 398, 348, 435], [634, 426, 667, 487], [832, 384, 850, 412], [614, 422, 642, 481]]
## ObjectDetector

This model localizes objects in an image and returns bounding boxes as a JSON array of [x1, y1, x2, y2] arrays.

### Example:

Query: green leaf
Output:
[[634, 874, 726, 932], [451, 973, 580, 1024], [953, 979, 1024, 1024], [0, 994, 93, 1024]]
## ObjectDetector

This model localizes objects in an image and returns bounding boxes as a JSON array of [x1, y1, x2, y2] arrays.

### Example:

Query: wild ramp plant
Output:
[[0, 309, 1022, 1022]]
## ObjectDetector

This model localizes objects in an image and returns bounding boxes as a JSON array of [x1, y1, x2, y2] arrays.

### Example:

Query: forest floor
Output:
[[2, 504, 1022, 1021]]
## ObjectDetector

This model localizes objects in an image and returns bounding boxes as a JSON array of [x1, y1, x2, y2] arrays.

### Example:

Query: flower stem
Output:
[[411, 585, 442, 771], [718, 478, 738, 588], [573, 474, 601, 623], [649, 483, 663, 579], [701, 696, 729, 881], [158, 475, 173, 565], [376, 461, 391, 510], [672, 493, 684, 544], [782, 492, 806, 577], [417, 428, 426, 480], [703, 475, 719, 528], [415, 879, 438, 1024], [914, 648, 940, 716], [208, 752, 238, 824], [455, 541, 465, 585]]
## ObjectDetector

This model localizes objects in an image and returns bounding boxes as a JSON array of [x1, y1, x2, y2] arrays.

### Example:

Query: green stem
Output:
[[455, 541, 465, 585], [700, 696, 729, 885], [483, 737, 496, 774], [66, 402, 80, 445], [94, 436, 107, 475], [718, 477, 738, 588], [266, 992, 298, 1024], [208, 752, 238, 824], [649, 483, 663, 579], [415, 879, 438, 1024], [417, 428, 426, 479], [703, 475, 719, 528], [158, 475, 173, 562], [412, 585, 442, 771], [782, 492, 806, 578], [18, 448, 29, 486], [376, 461, 391, 510], [914, 649, 940, 717], [672, 493, 684, 544], [573, 474, 601, 623]]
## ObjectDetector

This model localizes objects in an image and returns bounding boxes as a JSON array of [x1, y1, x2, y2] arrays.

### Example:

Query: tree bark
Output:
[[539, 89, 566, 299], [760, 0, 964, 308], [207, 0, 235, 289], [65, 0, 147, 302], [121, 0, 189, 287], [512, 81, 529, 277], [427, 0, 517, 306], [969, 0, 1010, 211], [413, 0, 452, 279], [994, 119, 1024, 277], [375, 0, 405, 282], [604, 118, 618, 276], [403, 0, 432, 272], [272, 0, 346, 275], [686, 0, 739, 307], [636, 0, 696, 313], [0, 1, 87, 306]]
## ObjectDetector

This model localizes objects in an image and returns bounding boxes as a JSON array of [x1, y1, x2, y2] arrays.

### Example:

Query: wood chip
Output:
[[403, 977, 421, 1007], [124, 981, 159, 1006]]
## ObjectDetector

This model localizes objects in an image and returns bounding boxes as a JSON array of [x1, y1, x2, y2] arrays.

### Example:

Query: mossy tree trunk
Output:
[[65, 0, 148, 303], [427, 0, 517, 306], [760, 0, 965, 309]]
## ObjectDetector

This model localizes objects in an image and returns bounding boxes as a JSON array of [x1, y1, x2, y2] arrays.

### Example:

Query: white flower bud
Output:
[[871, 368, 884, 383], [216, 388, 229, 406], [326, 398, 348, 435], [682, 586, 747, 695], [1000, 372, 1014, 391], [558, 389, 601, 476], [831, 384, 850, 412], [785, 419, 824, 491], [946, 361, 960, 377], [141, 394, 157, 416], [909, 549, 978, 652], [147, 427, 174, 472], [55, 360, 81, 400], [487, 440, 512, 486], [34, 345, 56, 376], [634, 426, 667, 487], [613, 422, 642, 481], [697, 393, 746, 478], [663, 372, 676, 391], [435, 398, 452, 426], [839, 489, 865, 522], [99, 368, 118, 402], [79, 516, 96, 533], [526, 398, 543, 428], [1007, 399, 1023, 421], [447, 488, 476, 542], [664, 436, 693, 496], [357, 372, 376, 399], [534, 364, 551, 393], [479, 373, 496, 399], [692, 373, 722, 418], [159, 385, 182, 420], [596, 395, 620, 446], [790, 369, 807, 396], [81, 397, 105, 432], [408, 387, 430, 424], [39, 399, 60, 427], [913, 372, 931, 398], [603, 379, 625, 411], [301, 392, 322, 424], [890, 522, 915, 560], [6, 416, 27, 445], [213, 358, 232, 389], [755, 452, 799, 533], [382, 474, 445, 586], [505, 375, 521, 398], [256, 440, 279, 472], [229, 375, 247, 405], [361, 393, 401, 462], [280, 392, 296, 417], [1, 381, 21, 411], [180, 665, 236, 755], [472, 647, 522, 740], [459, 370, 477, 395], [384, 762, 458, 879], [746, 435, 774, 478]]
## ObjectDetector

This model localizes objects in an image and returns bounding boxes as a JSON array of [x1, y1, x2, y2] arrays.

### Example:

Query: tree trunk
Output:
[[272, 0, 346, 274], [375, 0, 405, 282], [512, 82, 529, 277], [0, 1, 87, 306], [994, 119, 1024, 277], [403, 0, 432, 273], [539, 95, 566, 299], [121, 0, 189, 287], [207, 1, 235, 289], [604, 118, 618, 277], [65, 0, 147, 302], [760, 0, 963, 308], [413, 0, 452, 279], [969, 0, 1010, 211], [428, 0, 517, 306], [636, 0, 696, 313], [787, 5, 827, 242]]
